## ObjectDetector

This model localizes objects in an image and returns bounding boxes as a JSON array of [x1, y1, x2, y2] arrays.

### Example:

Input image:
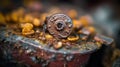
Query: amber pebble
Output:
[[21, 23, 34, 35], [11, 11, 18, 22], [67, 35, 79, 41], [73, 19, 82, 29], [21, 23, 33, 29], [22, 28, 34, 35], [19, 17, 26, 23], [24, 14, 33, 23], [0, 13, 6, 24], [45, 34, 53, 39], [33, 18, 41, 27], [5, 14, 11, 22], [87, 26, 96, 34], [79, 16, 89, 27], [53, 42, 63, 49], [68, 9, 77, 19]]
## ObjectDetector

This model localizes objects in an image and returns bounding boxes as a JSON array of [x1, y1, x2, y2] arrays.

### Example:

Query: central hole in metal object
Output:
[[56, 22, 64, 30], [57, 22, 63, 28]]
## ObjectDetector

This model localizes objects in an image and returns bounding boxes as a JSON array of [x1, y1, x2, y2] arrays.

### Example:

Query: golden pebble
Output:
[[67, 35, 79, 41], [73, 19, 82, 29], [21, 23, 34, 35], [68, 9, 77, 19], [45, 34, 53, 39], [33, 18, 41, 27], [79, 16, 90, 27], [18, 17, 26, 23], [0, 13, 6, 24], [11, 11, 18, 22], [53, 42, 63, 49], [22, 23, 33, 29], [22, 28, 34, 35], [24, 14, 33, 23], [6, 14, 10, 22], [87, 26, 95, 33]]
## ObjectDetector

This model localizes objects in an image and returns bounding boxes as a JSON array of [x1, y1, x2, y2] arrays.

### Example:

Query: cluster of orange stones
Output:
[[0, 8, 94, 35]]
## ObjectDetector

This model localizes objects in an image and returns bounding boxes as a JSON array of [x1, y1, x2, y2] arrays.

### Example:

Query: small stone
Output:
[[22, 28, 34, 35], [24, 14, 33, 23], [0, 13, 6, 24], [21, 23, 33, 29], [67, 35, 79, 42], [73, 19, 82, 29], [68, 9, 77, 19], [33, 18, 41, 27], [21, 23, 35, 35], [45, 34, 53, 39], [53, 41, 63, 49]]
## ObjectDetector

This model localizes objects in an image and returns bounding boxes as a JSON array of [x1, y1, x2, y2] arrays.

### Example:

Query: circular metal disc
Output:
[[46, 14, 73, 38]]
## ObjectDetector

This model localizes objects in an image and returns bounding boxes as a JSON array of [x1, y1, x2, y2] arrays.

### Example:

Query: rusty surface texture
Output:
[[0, 27, 90, 67], [0, 12, 114, 67], [46, 14, 73, 38]]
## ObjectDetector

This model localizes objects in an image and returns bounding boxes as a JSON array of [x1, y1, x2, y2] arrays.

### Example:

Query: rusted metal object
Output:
[[0, 28, 90, 67], [46, 14, 73, 38], [0, 13, 114, 67]]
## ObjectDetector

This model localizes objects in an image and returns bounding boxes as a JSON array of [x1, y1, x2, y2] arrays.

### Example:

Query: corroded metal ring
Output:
[[46, 14, 73, 38]]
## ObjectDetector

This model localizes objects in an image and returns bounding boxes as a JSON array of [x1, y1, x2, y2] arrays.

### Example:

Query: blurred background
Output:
[[0, 0, 120, 67]]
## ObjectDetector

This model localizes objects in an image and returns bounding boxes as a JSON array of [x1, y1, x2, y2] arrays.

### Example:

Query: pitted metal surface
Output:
[[0, 27, 90, 67], [46, 14, 73, 38], [0, 27, 98, 54]]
